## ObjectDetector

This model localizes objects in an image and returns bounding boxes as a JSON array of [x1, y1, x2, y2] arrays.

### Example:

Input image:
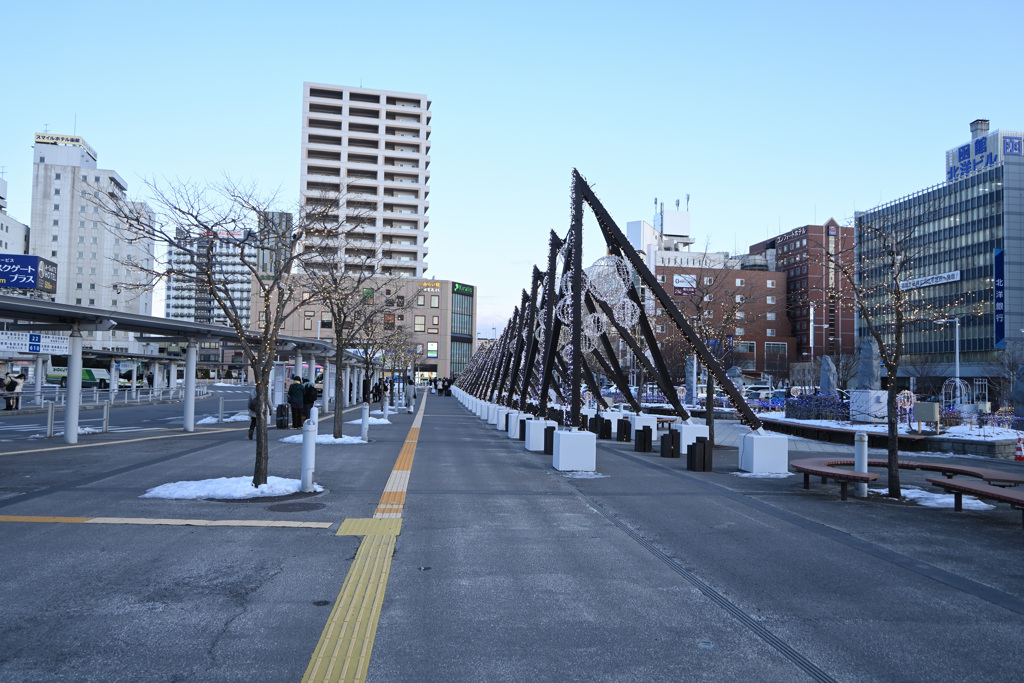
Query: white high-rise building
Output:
[[300, 83, 431, 277], [28, 133, 154, 352], [0, 177, 29, 255]]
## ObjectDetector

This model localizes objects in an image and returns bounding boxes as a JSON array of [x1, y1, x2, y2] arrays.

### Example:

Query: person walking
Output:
[[287, 376, 305, 429], [247, 387, 259, 440], [302, 377, 317, 421]]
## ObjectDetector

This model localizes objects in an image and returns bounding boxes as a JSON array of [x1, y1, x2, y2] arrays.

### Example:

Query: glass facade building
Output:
[[854, 121, 1024, 380]]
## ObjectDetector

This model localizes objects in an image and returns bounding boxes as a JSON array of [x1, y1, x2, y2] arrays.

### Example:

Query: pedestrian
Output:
[[302, 376, 318, 421], [288, 376, 305, 429], [146, 372, 154, 388], [3, 372, 23, 410], [441, 377, 451, 397], [247, 387, 259, 440]]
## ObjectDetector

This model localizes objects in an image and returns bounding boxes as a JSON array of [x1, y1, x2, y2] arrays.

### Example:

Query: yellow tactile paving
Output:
[[302, 533, 396, 683], [335, 518, 402, 537], [303, 393, 428, 683]]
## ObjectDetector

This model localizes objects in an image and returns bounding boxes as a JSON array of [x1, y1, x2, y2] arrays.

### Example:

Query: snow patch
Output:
[[869, 485, 995, 510], [278, 434, 367, 445], [140, 476, 322, 500], [347, 417, 391, 425], [562, 472, 608, 479]]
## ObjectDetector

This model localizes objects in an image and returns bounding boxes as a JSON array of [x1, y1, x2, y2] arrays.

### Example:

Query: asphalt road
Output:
[[2, 392, 1024, 682]]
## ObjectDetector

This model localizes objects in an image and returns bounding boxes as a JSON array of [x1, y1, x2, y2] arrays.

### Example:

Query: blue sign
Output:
[[0, 254, 57, 292], [994, 248, 1005, 349], [1004, 137, 1022, 156]]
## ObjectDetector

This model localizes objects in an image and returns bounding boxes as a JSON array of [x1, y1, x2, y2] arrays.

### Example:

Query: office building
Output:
[[27, 134, 154, 352], [854, 119, 1022, 384], [278, 277, 476, 380], [299, 83, 430, 278], [748, 219, 856, 360]]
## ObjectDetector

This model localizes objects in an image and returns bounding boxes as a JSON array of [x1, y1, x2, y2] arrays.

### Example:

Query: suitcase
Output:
[[276, 404, 288, 429]]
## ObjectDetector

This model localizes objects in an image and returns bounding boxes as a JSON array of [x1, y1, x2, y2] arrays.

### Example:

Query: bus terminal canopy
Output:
[[0, 294, 336, 443]]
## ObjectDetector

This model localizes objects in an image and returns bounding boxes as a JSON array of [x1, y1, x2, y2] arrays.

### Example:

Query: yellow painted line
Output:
[[86, 517, 333, 528], [0, 514, 332, 528], [303, 393, 428, 683], [0, 515, 90, 524], [336, 518, 402, 537]]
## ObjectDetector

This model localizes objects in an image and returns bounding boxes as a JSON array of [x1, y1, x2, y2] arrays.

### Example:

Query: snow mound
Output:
[[140, 476, 322, 500], [278, 434, 367, 445]]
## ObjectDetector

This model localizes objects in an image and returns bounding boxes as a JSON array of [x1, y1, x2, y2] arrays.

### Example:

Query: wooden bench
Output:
[[925, 477, 1024, 529], [810, 459, 1024, 487], [790, 458, 879, 501]]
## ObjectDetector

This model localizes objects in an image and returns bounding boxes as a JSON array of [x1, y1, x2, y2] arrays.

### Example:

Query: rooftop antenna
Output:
[[74, 113, 77, 134], [43, 123, 50, 133], [686, 193, 690, 211], [675, 199, 679, 210], [0, 166, 6, 179]]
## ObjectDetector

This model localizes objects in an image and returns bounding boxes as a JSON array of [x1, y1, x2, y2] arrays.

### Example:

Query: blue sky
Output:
[[3, 1, 1023, 336]]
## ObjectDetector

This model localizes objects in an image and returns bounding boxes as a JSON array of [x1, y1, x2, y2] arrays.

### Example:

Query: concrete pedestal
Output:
[[552, 429, 597, 472], [630, 415, 659, 438], [495, 407, 509, 431], [487, 404, 500, 425], [506, 411, 521, 438], [738, 432, 789, 473], [525, 419, 557, 452], [850, 390, 887, 424], [478, 402, 490, 420], [672, 423, 710, 452]]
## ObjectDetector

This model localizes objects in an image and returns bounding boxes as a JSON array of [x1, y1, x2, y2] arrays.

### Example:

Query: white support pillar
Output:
[[131, 363, 138, 399], [342, 366, 351, 409], [322, 361, 333, 409], [109, 358, 118, 394], [294, 349, 304, 382], [170, 362, 179, 390], [308, 354, 317, 383], [34, 355, 44, 407], [65, 329, 83, 445], [183, 340, 197, 432]]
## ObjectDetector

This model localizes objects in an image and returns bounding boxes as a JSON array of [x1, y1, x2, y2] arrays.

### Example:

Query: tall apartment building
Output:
[[299, 83, 430, 278], [0, 177, 29, 254], [28, 133, 154, 352]]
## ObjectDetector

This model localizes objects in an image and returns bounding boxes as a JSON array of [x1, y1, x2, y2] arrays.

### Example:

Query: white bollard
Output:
[[46, 401, 55, 438], [301, 406, 318, 493], [854, 431, 868, 498], [383, 401, 390, 420], [102, 401, 110, 433], [218, 396, 225, 423], [361, 402, 370, 441]]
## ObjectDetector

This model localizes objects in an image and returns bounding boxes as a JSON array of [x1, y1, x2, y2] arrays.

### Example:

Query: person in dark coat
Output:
[[302, 377, 317, 421], [287, 376, 305, 428]]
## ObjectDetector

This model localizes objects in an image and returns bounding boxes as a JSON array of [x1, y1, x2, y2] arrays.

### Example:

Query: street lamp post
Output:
[[809, 304, 830, 363]]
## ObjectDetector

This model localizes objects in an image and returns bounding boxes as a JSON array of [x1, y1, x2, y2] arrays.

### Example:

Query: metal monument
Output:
[[457, 170, 762, 432]]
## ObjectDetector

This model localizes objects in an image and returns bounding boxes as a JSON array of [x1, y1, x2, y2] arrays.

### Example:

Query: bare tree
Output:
[[824, 194, 971, 497], [657, 246, 775, 446], [102, 178, 331, 487], [299, 220, 413, 436]]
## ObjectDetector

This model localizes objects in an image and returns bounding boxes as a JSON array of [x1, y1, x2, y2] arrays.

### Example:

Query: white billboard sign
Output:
[[0, 331, 70, 354]]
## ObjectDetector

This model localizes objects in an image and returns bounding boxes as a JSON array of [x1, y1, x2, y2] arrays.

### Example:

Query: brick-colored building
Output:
[[652, 260, 797, 381], [748, 218, 855, 362]]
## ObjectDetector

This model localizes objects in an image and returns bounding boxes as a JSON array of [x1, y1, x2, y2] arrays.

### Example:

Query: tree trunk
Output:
[[886, 380, 901, 497], [332, 356, 345, 439], [251, 367, 272, 487], [706, 375, 716, 449]]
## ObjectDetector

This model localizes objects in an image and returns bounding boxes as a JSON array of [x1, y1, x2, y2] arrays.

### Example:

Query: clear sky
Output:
[[3, 1, 1023, 338]]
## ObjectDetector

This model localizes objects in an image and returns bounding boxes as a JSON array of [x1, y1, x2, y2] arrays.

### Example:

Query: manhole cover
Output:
[[266, 502, 326, 513]]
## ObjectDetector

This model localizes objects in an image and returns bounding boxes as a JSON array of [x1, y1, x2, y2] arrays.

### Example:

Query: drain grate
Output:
[[266, 502, 326, 513]]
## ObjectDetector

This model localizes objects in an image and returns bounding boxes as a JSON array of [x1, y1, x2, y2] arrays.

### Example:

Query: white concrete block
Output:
[[738, 432, 789, 473], [495, 407, 509, 430], [630, 415, 659, 438], [487, 404, 500, 425], [672, 423, 710, 451], [552, 429, 597, 471], [525, 419, 557, 452], [506, 411, 521, 438]]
